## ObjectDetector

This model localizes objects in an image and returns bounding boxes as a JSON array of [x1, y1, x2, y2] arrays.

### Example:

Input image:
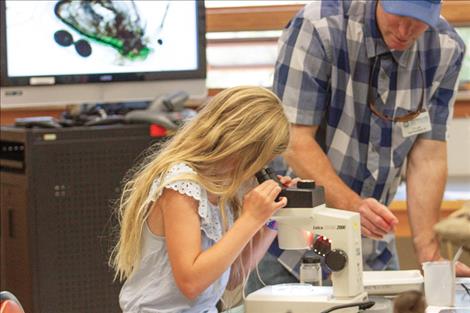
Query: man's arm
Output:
[[406, 139, 445, 263], [284, 124, 398, 239], [406, 29, 468, 275], [406, 138, 470, 276]]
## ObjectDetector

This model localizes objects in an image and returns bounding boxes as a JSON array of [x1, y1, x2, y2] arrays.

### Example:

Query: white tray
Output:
[[363, 270, 424, 295]]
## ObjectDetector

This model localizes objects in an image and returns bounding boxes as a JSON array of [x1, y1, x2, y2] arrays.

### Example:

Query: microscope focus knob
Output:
[[325, 249, 348, 272]]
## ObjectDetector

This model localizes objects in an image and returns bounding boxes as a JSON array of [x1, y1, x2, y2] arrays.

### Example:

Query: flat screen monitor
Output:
[[0, 0, 206, 108]]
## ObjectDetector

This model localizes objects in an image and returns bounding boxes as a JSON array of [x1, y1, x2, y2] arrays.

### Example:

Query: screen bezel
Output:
[[0, 0, 207, 87]]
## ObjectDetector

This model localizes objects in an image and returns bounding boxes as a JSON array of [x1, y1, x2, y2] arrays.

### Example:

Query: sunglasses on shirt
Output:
[[368, 53, 425, 123]]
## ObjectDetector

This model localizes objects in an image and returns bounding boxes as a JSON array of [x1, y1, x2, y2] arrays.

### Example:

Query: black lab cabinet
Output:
[[0, 124, 162, 313]]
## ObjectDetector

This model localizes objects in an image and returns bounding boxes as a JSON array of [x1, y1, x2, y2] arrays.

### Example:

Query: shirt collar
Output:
[[363, 0, 417, 68], [390, 47, 418, 69]]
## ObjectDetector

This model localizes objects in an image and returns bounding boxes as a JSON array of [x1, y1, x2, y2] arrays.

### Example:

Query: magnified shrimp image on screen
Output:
[[53, 0, 170, 60], [4, 0, 198, 77]]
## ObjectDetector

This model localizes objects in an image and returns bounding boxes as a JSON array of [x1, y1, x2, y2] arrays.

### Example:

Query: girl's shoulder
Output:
[[148, 162, 233, 242], [163, 162, 197, 179], [148, 162, 202, 203]]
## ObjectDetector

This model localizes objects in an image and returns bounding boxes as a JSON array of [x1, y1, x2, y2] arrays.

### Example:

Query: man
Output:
[[249, 0, 469, 291]]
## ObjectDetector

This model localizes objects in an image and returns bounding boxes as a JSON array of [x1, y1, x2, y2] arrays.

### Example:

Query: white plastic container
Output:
[[422, 261, 455, 307], [363, 270, 423, 295]]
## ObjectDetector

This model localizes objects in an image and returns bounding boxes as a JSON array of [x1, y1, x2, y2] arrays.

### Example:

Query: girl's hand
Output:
[[242, 180, 287, 224], [277, 175, 300, 188]]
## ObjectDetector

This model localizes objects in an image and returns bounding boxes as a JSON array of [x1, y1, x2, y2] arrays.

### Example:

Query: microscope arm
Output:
[[272, 205, 365, 298]]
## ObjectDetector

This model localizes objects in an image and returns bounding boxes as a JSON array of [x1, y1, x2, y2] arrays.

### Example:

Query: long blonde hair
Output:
[[110, 86, 290, 281]]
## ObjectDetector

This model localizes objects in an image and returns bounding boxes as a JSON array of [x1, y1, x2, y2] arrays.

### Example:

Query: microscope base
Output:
[[245, 284, 368, 313]]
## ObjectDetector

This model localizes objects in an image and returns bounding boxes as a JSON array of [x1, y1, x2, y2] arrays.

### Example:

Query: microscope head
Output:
[[255, 167, 365, 298]]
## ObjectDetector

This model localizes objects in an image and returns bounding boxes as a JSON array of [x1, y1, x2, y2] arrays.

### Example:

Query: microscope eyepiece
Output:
[[255, 167, 272, 183], [255, 167, 283, 187]]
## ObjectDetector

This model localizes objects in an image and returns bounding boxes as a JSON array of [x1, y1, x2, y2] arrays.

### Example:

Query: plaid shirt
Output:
[[274, 0, 465, 205]]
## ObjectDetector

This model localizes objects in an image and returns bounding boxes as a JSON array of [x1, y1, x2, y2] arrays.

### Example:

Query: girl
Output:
[[111, 86, 291, 313]]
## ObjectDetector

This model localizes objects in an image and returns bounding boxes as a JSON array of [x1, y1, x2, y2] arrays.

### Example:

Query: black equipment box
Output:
[[0, 124, 162, 313]]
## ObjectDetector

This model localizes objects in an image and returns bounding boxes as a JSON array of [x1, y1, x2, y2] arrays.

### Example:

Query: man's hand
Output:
[[354, 198, 399, 239], [434, 257, 470, 277], [417, 244, 470, 277], [455, 261, 470, 277], [277, 175, 301, 188]]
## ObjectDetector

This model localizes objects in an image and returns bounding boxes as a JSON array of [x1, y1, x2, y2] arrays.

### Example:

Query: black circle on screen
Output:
[[74, 39, 92, 57], [54, 30, 74, 47]]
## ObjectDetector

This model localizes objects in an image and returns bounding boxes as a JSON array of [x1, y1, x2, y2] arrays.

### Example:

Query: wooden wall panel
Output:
[[206, 1, 470, 33]]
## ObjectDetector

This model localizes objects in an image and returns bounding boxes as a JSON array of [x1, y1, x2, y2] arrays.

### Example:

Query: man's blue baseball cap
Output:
[[380, 0, 442, 28]]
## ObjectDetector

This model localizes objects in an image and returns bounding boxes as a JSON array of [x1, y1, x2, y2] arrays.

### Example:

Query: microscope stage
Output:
[[245, 283, 368, 313]]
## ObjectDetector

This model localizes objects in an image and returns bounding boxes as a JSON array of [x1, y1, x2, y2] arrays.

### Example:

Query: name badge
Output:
[[400, 111, 432, 138]]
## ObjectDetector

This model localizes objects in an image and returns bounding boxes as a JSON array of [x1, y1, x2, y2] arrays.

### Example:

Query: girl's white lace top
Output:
[[119, 163, 234, 313]]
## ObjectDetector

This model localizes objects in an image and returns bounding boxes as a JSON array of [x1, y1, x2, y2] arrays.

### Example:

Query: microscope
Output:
[[245, 168, 370, 313]]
